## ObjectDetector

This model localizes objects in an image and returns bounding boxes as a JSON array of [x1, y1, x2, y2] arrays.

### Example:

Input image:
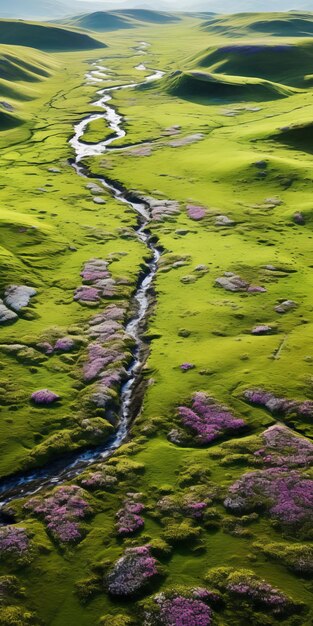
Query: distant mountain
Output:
[[0, 1, 173, 20], [183, 1, 313, 10]]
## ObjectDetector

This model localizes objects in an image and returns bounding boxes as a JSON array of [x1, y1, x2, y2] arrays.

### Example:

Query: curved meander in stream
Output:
[[0, 61, 165, 510]]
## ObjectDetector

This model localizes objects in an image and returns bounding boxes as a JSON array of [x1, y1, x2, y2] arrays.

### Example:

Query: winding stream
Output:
[[0, 60, 165, 509]]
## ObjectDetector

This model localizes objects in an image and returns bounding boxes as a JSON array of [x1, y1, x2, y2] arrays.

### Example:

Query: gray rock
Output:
[[93, 196, 106, 204], [216, 274, 249, 292], [4, 285, 37, 311], [275, 300, 297, 314], [215, 215, 235, 227], [0, 300, 18, 324]]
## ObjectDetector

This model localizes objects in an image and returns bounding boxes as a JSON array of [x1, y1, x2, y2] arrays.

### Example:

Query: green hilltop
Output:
[[0, 19, 106, 51]]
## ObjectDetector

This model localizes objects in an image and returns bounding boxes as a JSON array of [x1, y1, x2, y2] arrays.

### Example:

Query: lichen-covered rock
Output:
[[251, 325, 273, 335], [31, 389, 60, 405], [274, 299, 297, 314], [54, 337, 75, 352], [74, 286, 101, 303], [0, 300, 18, 324], [293, 212, 305, 225], [106, 546, 159, 597], [215, 273, 249, 292], [215, 272, 266, 293], [4, 285, 36, 311], [215, 215, 234, 226], [169, 134, 204, 147]]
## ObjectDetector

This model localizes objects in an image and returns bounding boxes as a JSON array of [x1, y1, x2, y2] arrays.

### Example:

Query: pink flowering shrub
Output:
[[0, 526, 30, 565], [244, 388, 313, 420], [116, 494, 145, 536], [54, 337, 75, 352], [224, 468, 313, 537], [31, 389, 60, 405], [254, 425, 313, 468], [157, 493, 208, 521], [107, 546, 159, 597], [144, 588, 213, 626], [80, 470, 117, 490], [74, 286, 101, 302], [205, 567, 301, 616], [187, 205, 206, 221], [180, 363, 194, 372], [175, 392, 246, 446], [24, 485, 91, 544]]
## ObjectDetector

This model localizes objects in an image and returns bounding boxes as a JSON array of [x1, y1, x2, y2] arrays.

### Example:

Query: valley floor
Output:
[[0, 15, 313, 626]]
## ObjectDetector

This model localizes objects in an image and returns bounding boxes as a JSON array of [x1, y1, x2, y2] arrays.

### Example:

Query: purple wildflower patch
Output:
[[206, 567, 300, 616], [24, 485, 91, 544], [244, 388, 313, 420], [0, 526, 29, 560], [177, 392, 246, 445], [224, 468, 313, 535], [150, 589, 213, 626], [107, 545, 159, 597], [255, 425, 313, 468], [116, 494, 145, 536], [31, 389, 60, 405]]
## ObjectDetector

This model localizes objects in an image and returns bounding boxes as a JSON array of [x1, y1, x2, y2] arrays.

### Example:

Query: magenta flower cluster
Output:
[[82, 304, 129, 411], [0, 526, 29, 557], [24, 485, 91, 543], [152, 590, 213, 626], [187, 205, 207, 221], [224, 468, 313, 531], [74, 258, 117, 303], [37, 337, 75, 355], [80, 470, 117, 490], [180, 363, 195, 372], [31, 389, 60, 405], [107, 545, 158, 597], [254, 425, 313, 468], [224, 570, 296, 615], [116, 494, 145, 536], [178, 392, 246, 445], [157, 494, 207, 520], [244, 388, 313, 419]]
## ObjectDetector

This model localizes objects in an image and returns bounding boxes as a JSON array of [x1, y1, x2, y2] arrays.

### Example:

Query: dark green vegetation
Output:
[[0, 9, 312, 626], [0, 20, 105, 51]]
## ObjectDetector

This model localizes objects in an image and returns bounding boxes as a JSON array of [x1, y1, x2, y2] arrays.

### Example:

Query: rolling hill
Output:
[[112, 9, 181, 23], [0, 44, 57, 130], [162, 69, 295, 103], [58, 9, 181, 31], [201, 11, 313, 37], [58, 11, 135, 32], [192, 42, 313, 87], [0, 20, 105, 51]]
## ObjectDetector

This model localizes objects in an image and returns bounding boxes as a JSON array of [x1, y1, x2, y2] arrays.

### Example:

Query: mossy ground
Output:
[[0, 12, 312, 626]]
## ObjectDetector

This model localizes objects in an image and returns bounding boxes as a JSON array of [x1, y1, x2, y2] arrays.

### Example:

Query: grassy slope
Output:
[[0, 19, 105, 51], [201, 11, 313, 37], [0, 13, 312, 626]]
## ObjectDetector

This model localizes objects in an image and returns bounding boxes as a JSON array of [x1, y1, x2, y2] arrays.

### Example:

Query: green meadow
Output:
[[0, 10, 312, 626]]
